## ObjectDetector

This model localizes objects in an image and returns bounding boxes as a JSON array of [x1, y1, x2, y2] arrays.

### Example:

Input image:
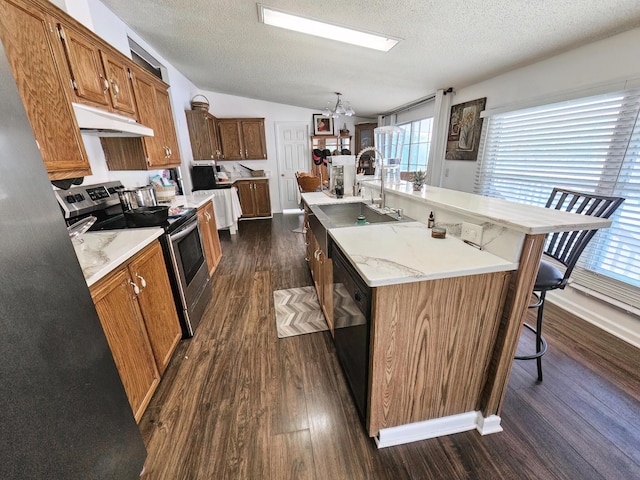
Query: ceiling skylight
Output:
[[257, 4, 400, 52]]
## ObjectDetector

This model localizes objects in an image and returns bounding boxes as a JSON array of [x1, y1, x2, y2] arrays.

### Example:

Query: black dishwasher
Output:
[[329, 239, 372, 424]]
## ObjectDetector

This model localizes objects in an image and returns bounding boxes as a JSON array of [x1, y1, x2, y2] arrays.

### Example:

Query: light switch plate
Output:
[[461, 222, 484, 244]]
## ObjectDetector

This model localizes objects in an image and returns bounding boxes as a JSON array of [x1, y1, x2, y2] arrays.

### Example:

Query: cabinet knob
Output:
[[111, 80, 120, 97]]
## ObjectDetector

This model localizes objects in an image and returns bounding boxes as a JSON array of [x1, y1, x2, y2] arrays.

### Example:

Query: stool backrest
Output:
[[544, 188, 625, 282]]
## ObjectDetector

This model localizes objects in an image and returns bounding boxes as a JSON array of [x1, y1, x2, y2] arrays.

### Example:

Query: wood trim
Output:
[[368, 271, 511, 436], [479, 233, 546, 416]]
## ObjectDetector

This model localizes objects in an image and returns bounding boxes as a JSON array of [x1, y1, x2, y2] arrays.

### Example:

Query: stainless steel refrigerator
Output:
[[0, 42, 147, 478]]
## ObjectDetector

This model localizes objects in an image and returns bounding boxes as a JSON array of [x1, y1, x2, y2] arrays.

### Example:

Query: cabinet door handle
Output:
[[111, 79, 119, 97], [129, 280, 140, 295], [168, 147, 172, 157], [135, 273, 147, 289], [100, 75, 109, 94], [245, 148, 248, 157]]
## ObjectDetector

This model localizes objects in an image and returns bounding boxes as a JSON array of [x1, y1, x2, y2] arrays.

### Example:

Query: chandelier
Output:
[[323, 92, 355, 119]]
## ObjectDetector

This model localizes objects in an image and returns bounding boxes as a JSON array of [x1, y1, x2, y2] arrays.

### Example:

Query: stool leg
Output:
[[535, 290, 547, 382]]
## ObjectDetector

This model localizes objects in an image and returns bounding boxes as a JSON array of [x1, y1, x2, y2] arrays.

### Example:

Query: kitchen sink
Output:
[[307, 201, 412, 254], [314, 202, 402, 227]]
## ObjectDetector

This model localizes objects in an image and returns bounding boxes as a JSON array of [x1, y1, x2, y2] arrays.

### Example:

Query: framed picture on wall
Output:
[[445, 97, 487, 161], [313, 114, 334, 135]]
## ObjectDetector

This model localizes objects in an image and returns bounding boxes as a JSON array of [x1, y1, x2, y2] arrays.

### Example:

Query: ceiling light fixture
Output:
[[323, 92, 355, 119], [257, 4, 400, 52]]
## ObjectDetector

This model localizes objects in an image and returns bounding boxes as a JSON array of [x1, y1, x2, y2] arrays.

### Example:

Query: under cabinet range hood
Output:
[[73, 103, 154, 137]]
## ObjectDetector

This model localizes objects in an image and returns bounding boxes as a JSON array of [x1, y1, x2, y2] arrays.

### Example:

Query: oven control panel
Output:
[[54, 181, 123, 219]]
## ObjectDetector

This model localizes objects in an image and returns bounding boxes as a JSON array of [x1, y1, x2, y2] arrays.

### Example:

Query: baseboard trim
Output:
[[374, 411, 502, 448]]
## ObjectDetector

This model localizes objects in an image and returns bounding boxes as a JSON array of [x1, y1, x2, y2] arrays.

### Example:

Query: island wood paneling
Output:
[[368, 270, 511, 436], [479, 233, 546, 416]]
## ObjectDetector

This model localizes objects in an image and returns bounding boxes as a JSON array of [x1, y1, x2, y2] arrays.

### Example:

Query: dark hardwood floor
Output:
[[140, 213, 640, 479]]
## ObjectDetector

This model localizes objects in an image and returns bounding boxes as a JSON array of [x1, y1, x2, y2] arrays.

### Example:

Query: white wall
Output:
[[439, 27, 640, 193]]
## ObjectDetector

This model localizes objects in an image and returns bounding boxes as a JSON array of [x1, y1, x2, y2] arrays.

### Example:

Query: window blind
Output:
[[475, 88, 640, 308]]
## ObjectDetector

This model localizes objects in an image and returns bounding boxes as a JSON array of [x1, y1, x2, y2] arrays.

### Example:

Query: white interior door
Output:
[[275, 122, 310, 210]]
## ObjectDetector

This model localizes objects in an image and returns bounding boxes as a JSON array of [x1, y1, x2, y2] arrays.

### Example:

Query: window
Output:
[[397, 118, 433, 172], [476, 88, 640, 308]]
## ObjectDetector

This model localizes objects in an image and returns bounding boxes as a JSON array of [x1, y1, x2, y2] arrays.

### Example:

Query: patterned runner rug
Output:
[[273, 286, 328, 338]]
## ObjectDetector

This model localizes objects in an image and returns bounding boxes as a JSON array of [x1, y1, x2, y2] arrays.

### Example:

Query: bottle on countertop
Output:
[[428, 211, 435, 228]]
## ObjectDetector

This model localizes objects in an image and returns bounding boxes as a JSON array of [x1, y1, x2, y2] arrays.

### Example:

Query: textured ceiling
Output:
[[99, 0, 640, 117]]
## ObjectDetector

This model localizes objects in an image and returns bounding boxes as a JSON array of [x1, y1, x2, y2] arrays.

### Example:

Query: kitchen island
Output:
[[302, 184, 611, 447]]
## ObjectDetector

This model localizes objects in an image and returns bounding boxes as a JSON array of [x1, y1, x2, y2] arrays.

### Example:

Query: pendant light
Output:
[[323, 92, 355, 119]]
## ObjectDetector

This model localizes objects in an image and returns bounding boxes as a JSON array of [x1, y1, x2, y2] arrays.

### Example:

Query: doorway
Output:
[[275, 122, 310, 211]]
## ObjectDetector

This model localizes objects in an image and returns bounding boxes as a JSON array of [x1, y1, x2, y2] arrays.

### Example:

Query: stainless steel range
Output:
[[55, 181, 211, 338]]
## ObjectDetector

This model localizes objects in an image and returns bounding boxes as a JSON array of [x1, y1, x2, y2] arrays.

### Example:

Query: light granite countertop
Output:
[[363, 180, 612, 235], [72, 229, 163, 287], [304, 183, 612, 287], [329, 222, 517, 287], [171, 193, 215, 210]]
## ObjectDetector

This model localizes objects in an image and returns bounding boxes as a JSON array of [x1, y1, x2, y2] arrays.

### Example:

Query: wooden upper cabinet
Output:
[[242, 119, 267, 160], [57, 25, 110, 108], [129, 70, 180, 168], [217, 119, 244, 160], [217, 118, 267, 161], [57, 24, 137, 119], [185, 110, 220, 161], [154, 86, 181, 165], [102, 70, 181, 170], [100, 50, 136, 116], [0, 0, 91, 180]]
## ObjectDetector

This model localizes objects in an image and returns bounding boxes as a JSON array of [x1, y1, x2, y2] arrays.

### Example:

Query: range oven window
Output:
[[177, 226, 205, 285]]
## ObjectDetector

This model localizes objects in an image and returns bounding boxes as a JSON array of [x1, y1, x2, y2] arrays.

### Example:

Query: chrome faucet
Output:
[[355, 146, 384, 206]]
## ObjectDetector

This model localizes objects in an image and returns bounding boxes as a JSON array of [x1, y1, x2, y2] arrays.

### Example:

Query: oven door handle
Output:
[[171, 218, 199, 241]]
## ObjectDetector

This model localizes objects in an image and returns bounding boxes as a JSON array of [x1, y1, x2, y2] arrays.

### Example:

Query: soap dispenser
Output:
[[428, 211, 435, 228]]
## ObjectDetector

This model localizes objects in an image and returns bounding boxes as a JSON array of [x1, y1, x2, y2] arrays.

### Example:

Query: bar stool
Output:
[[515, 188, 624, 381]]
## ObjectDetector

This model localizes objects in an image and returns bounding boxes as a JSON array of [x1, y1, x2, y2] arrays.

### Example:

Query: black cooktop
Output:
[[89, 207, 196, 234]]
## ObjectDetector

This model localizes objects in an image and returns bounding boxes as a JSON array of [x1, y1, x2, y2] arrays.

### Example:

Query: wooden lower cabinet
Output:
[[129, 241, 182, 374], [197, 200, 222, 276], [304, 216, 333, 333], [235, 179, 271, 218], [90, 240, 181, 422]]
